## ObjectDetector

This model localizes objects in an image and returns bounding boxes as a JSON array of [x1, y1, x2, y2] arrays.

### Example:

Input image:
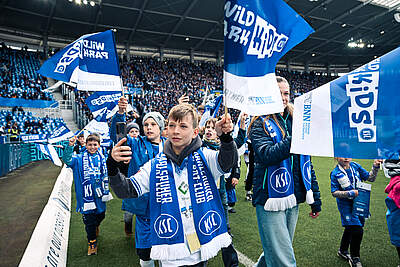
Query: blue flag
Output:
[[292, 47, 400, 159], [48, 122, 74, 143], [39, 30, 122, 92], [224, 0, 314, 115], [36, 143, 63, 167], [199, 95, 223, 127], [85, 91, 121, 118]]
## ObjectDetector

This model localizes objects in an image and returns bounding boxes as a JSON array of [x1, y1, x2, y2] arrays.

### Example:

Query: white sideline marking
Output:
[[237, 249, 256, 267]]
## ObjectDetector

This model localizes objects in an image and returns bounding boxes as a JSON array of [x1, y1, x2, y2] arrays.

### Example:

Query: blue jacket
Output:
[[63, 145, 107, 214], [331, 162, 370, 226], [249, 113, 321, 212]]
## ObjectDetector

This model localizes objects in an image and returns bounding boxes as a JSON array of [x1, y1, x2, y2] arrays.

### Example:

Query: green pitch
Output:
[[67, 157, 398, 267]]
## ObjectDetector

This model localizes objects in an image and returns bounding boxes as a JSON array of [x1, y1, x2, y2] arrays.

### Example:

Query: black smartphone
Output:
[[116, 122, 126, 141]]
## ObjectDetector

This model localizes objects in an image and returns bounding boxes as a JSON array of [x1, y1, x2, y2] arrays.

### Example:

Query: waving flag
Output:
[[48, 123, 74, 143], [291, 47, 400, 159], [224, 0, 314, 115], [36, 143, 63, 167], [85, 91, 133, 119], [84, 108, 110, 142], [39, 30, 122, 92], [199, 95, 223, 127]]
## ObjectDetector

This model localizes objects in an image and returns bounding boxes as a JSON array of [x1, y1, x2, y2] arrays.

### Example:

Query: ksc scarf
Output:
[[149, 150, 231, 261], [81, 151, 110, 211], [263, 117, 314, 211]]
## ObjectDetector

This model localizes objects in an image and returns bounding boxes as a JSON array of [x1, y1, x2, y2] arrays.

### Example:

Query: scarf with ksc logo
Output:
[[262, 116, 314, 211], [149, 150, 231, 261]]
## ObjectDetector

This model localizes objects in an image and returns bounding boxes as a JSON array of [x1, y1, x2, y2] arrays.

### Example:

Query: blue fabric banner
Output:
[[224, 0, 314, 115], [0, 97, 58, 108], [39, 30, 122, 91], [85, 91, 121, 118]]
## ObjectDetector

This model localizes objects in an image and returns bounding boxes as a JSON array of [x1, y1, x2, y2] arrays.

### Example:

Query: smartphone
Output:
[[116, 122, 126, 141]]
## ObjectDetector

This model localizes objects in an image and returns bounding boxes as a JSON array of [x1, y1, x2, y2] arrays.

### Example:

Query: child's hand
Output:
[[231, 178, 239, 187], [348, 189, 359, 198], [309, 211, 319, 219], [69, 136, 77, 146], [373, 159, 383, 168], [111, 138, 132, 163]]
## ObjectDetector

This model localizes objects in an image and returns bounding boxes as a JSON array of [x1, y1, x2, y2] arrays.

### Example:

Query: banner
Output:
[[224, 0, 314, 115], [19, 166, 73, 267], [352, 182, 371, 218], [39, 30, 122, 92], [0, 97, 58, 108], [48, 123, 74, 144], [84, 109, 110, 142], [20, 134, 48, 143], [291, 47, 400, 159], [199, 95, 223, 127]]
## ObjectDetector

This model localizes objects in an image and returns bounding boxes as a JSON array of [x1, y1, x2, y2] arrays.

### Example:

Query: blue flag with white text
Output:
[[224, 0, 314, 115], [36, 143, 62, 167], [199, 95, 223, 127], [48, 123, 74, 144], [85, 91, 122, 119], [291, 47, 400, 159], [39, 30, 122, 91]]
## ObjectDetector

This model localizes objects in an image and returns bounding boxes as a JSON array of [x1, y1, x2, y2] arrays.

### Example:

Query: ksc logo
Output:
[[270, 167, 291, 193], [359, 128, 374, 141], [154, 214, 178, 239], [198, 210, 222, 236], [302, 160, 311, 185]]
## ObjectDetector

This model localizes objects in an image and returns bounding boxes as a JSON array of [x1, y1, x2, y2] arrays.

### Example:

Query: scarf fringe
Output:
[[200, 232, 232, 261], [306, 190, 314, 204], [264, 194, 296, 211], [102, 193, 113, 202], [150, 243, 190, 261], [83, 202, 96, 211]]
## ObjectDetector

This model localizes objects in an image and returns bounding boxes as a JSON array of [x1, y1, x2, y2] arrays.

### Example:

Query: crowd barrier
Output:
[[0, 141, 67, 177]]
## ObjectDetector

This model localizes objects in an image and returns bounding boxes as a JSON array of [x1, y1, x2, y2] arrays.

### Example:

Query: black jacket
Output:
[[249, 112, 321, 213]]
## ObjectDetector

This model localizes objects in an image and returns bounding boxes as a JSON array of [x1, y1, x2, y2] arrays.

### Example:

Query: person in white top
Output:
[[107, 103, 238, 267]]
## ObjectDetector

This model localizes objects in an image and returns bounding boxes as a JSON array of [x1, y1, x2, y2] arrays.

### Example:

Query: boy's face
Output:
[[143, 118, 161, 141], [86, 140, 100, 154], [337, 157, 352, 168], [168, 114, 198, 153], [128, 128, 139, 138], [204, 122, 217, 141], [78, 136, 85, 145]]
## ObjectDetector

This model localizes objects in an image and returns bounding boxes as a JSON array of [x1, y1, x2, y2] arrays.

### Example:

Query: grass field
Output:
[[67, 157, 399, 267]]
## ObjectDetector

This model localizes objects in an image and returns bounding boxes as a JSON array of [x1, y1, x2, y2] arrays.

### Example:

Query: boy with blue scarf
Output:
[[63, 133, 112, 256], [108, 103, 238, 267], [109, 96, 167, 267]]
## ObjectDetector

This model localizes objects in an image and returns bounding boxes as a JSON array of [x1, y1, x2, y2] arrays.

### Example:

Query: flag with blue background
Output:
[[224, 0, 314, 115], [199, 95, 223, 127], [291, 47, 400, 159], [39, 30, 122, 92]]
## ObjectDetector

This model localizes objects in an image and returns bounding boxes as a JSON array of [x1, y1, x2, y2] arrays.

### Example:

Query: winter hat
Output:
[[143, 112, 165, 131], [126, 122, 140, 133]]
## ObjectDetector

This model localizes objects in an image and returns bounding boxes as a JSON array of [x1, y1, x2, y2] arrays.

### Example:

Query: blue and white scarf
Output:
[[149, 150, 231, 261], [81, 151, 111, 211], [263, 117, 314, 211]]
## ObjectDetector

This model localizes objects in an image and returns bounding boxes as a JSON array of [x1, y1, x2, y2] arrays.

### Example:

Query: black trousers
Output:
[[340, 225, 364, 258], [82, 212, 105, 241], [222, 244, 239, 267], [137, 247, 151, 261], [245, 142, 254, 192]]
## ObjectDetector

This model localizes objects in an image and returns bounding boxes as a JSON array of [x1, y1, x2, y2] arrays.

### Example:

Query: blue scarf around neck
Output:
[[149, 149, 231, 261], [263, 116, 314, 211]]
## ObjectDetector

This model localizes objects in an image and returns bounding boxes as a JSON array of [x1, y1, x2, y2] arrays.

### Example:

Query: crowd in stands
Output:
[[0, 43, 53, 101], [0, 108, 66, 138]]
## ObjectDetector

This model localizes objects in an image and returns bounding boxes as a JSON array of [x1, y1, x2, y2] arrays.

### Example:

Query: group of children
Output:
[[61, 96, 400, 267]]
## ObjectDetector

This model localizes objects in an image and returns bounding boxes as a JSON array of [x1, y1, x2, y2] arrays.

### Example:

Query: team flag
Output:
[[38, 30, 122, 91], [85, 91, 133, 119], [36, 143, 63, 167], [291, 47, 400, 159], [199, 95, 223, 127], [84, 108, 110, 142], [47, 122, 74, 144], [224, 0, 314, 115]]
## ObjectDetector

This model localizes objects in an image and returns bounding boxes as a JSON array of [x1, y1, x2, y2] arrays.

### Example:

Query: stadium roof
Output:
[[0, 0, 399, 67]]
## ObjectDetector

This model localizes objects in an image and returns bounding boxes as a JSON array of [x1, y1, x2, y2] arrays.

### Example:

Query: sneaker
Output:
[[337, 250, 350, 261], [349, 257, 362, 267], [87, 239, 97, 256], [245, 192, 253, 201], [228, 207, 236, 213]]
